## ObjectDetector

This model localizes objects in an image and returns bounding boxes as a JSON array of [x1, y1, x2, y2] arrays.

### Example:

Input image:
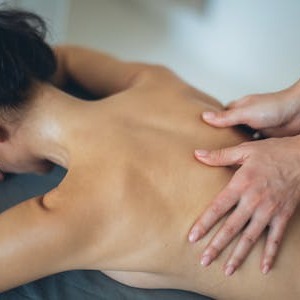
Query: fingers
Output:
[[189, 185, 240, 242], [195, 144, 249, 167], [262, 124, 300, 138], [199, 194, 259, 267], [221, 199, 291, 276], [227, 96, 254, 109], [224, 212, 270, 276], [200, 208, 250, 267], [261, 212, 291, 274], [192, 133, 300, 276], [202, 108, 248, 127], [204, 94, 270, 129], [191, 146, 253, 242]]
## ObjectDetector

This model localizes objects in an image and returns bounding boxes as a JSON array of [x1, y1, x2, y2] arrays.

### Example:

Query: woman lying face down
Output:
[[0, 8, 299, 300]]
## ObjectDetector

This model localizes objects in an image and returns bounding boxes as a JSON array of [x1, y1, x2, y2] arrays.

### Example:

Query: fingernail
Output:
[[203, 112, 216, 120], [202, 248, 211, 257], [195, 149, 209, 157], [189, 230, 199, 242], [225, 265, 235, 276], [201, 255, 212, 267], [262, 265, 269, 275], [189, 226, 205, 242]]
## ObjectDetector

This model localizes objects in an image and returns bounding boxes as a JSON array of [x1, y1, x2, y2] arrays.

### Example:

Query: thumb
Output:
[[202, 108, 247, 127], [227, 96, 252, 109], [194, 146, 247, 167]]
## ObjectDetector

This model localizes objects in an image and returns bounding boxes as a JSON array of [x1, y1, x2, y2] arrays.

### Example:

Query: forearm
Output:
[[52, 45, 150, 96]]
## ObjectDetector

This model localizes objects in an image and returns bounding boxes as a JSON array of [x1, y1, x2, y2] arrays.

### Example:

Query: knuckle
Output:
[[267, 201, 279, 215], [209, 244, 222, 257], [264, 241, 279, 263], [259, 212, 274, 225], [211, 148, 227, 161], [235, 145, 252, 164], [239, 142, 260, 157], [269, 237, 280, 248], [240, 170, 256, 186], [236, 143, 252, 158], [210, 204, 223, 217], [256, 177, 269, 190], [242, 232, 256, 246], [216, 110, 228, 119], [223, 223, 238, 236], [240, 201, 256, 216], [280, 208, 294, 221], [253, 214, 265, 225], [227, 178, 242, 191], [256, 199, 278, 220], [230, 256, 243, 267]]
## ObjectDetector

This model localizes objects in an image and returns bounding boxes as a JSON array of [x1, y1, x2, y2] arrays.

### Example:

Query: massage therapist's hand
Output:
[[189, 136, 300, 276], [201, 80, 300, 137]]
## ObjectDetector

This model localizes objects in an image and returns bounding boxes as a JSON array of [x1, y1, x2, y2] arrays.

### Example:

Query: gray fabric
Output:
[[0, 168, 213, 300], [1, 271, 211, 300]]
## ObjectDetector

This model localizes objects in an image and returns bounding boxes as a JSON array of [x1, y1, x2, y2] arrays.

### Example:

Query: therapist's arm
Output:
[[52, 45, 152, 96]]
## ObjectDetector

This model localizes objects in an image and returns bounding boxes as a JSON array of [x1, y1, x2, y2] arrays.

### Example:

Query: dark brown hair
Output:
[[0, 8, 56, 116]]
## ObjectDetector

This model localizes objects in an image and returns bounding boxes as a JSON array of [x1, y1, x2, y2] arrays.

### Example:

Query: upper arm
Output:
[[51, 44, 166, 97], [0, 190, 88, 292]]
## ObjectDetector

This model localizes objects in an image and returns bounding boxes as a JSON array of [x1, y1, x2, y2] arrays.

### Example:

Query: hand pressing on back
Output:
[[201, 79, 300, 138], [189, 79, 300, 275], [190, 136, 300, 276]]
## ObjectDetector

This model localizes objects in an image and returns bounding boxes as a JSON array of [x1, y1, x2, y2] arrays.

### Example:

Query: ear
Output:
[[0, 126, 9, 142]]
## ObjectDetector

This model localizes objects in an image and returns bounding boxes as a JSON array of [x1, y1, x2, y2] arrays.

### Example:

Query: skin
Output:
[[0, 46, 300, 299], [189, 81, 300, 275]]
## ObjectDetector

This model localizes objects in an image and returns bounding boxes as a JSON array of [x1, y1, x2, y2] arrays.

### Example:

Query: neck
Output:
[[14, 83, 86, 170]]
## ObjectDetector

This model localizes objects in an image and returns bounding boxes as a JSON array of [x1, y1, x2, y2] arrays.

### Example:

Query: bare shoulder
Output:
[[131, 64, 184, 88], [132, 64, 223, 110]]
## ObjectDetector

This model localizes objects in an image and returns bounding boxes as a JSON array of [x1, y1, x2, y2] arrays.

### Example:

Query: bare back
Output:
[[56, 69, 300, 300]]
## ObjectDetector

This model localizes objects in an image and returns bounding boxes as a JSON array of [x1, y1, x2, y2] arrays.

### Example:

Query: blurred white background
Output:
[[1, 0, 300, 103]]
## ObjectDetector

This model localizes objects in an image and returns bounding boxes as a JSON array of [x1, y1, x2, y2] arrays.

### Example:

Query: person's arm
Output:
[[0, 189, 92, 292], [51, 45, 152, 96]]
